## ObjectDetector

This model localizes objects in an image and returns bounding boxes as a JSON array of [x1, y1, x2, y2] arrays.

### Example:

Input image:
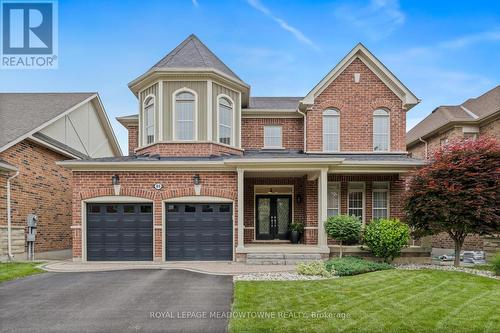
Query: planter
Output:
[[291, 231, 300, 244]]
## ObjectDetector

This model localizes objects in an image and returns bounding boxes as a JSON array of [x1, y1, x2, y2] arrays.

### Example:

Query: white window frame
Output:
[[323, 109, 340, 152], [327, 182, 341, 217], [143, 95, 155, 145], [373, 109, 390, 152], [263, 125, 283, 149], [372, 181, 390, 220], [348, 182, 365, 223], [216, 94, 234, 147], [172, 88, 198, 141]]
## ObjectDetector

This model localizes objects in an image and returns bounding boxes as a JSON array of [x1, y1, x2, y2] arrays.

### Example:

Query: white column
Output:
[[236, 168, 245, 250], [318, 168, 328, 249], [207, 80, 213, 141], [158, 81, 164, 141]]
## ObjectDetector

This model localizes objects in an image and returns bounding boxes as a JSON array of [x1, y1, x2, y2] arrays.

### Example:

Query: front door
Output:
[[256, 195, 292, 240]]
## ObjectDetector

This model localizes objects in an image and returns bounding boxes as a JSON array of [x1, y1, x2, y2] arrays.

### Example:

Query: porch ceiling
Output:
[[244, 170, 317, 178]]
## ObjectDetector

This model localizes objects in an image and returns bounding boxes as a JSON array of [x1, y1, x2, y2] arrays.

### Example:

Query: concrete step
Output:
[[246, 252, 323, 265]]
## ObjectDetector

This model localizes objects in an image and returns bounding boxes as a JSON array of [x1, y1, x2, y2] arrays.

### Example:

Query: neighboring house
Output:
[[61, 34, 426, 263], [0, 93, 121, 259], [407, 85, 500, 251]]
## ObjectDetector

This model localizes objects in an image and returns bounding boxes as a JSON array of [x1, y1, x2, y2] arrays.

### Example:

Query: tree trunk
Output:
[[453, 240, 463, 267], [339, 240, 343, 259]]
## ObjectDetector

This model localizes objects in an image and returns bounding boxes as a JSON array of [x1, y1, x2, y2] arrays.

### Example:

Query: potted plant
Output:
[[289, 221, 304, 244]]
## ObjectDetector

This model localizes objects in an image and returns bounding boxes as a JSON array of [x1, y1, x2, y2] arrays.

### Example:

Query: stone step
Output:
[[246, 253, 324, 265]]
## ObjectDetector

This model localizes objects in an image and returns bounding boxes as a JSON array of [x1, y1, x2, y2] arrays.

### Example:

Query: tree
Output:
[[325, 215, 362, 258], [405, 137, 500, 266], [364, 218, 410, 262]]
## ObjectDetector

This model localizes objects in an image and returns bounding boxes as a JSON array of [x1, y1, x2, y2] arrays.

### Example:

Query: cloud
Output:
[[438, 30, 500, 49], [334, 0, 406, 40], [246, 0, 320, 51], [191, 0, 199, 8]]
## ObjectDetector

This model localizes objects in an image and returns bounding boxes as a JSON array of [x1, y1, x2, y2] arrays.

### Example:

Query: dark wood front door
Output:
[[255, 195, 292, 240]]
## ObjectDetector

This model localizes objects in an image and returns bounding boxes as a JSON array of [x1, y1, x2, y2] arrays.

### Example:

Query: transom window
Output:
[[373, 109, 389, 151], [327, 182, 341, 217], [372, 182, 389, 220], [144, 96, 155, 145], [348, 182, 364, 222], [175, 91, 196, 141], [264, 125, 282, 148], [218, 97, 233, 145], [323, 109, 340, 152]]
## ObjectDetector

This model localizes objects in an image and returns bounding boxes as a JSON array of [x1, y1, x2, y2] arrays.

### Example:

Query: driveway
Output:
[[0, 269, 233, 333]]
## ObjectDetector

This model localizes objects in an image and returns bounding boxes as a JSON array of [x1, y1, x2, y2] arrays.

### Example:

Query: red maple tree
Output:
[[405, 137, 500, 266]]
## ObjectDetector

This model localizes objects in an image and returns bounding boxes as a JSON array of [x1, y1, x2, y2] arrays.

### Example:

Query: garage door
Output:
[[86, 203, 153, 261], [166, 203, 233, 261]]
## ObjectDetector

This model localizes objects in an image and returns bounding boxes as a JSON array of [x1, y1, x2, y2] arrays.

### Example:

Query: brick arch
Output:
[[159, 187, 236, 201], [314, 99, 348, 112], [368, 98, 401, 112], [79, 187, 157, 201]]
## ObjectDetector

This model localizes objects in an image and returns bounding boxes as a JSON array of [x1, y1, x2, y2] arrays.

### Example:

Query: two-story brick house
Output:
[[61, 35, 425, 262]]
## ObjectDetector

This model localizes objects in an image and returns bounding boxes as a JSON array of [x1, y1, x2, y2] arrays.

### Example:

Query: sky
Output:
[[1, 0, 499, 152]]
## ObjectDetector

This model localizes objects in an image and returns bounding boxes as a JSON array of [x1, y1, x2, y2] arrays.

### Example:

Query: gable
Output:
[[301, 43, 419, 110], [39, 100, 116, 158]]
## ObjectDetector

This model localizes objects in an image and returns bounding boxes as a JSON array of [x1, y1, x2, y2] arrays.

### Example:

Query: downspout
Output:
[[297, 109, 307, 152], [7, 170, 19, 261], [418, 137, 428, 159]]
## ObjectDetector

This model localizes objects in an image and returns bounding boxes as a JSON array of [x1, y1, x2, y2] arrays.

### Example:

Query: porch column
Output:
[[236, 168, 244, 250], [318, 168, 328, 249]]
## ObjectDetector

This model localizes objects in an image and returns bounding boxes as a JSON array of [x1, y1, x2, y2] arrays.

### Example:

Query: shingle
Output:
[[247, 97, 302, 109], [0, 93, 95, 149], [151, 34, 242, 82], [462, 85, 500, 118]]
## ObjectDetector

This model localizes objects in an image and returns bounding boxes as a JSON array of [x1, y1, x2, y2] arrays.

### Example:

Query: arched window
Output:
[[144, 96, 155, 144], [373, 109, 389, 151], [323, 109, 340, 152], [175, 91, 196, 141], [218, 97, 233, 145]]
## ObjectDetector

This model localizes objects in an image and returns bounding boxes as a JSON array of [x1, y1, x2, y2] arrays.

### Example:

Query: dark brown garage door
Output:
[[165, 203, 233, 261], [86, 203, 153, 261]]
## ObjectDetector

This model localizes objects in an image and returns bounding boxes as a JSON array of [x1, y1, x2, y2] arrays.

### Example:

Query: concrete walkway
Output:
[[42, 260, 296, 275]]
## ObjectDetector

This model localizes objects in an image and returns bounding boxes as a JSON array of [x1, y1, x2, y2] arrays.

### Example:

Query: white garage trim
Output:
[[164, 196, 233, 203], [81, 196, 154, 262]]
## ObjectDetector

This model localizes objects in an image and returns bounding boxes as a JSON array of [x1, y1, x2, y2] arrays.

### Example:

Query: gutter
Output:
[[418, 137, 428, 159], [7, 170, 19, 261], [297, 109, 307, 152]]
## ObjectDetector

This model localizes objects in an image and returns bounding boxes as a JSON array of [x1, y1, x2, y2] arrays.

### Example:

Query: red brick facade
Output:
[[71, 171, 238, 260], [0, 140, 72, 252], [135, 142, 243, 157], [306, 58, 406, 152], [126, 124, 139, 155], [241, 118, 304, 150]]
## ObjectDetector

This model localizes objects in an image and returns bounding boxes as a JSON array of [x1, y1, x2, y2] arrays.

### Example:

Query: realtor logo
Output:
[[1, 0, 58, 69]]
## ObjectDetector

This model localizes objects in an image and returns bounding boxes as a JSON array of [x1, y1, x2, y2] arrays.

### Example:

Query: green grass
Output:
[[325, 256, 393, 276], [0, 262, 44, 283], [230, 270, 500, 333], [472, 264, 494, 272]]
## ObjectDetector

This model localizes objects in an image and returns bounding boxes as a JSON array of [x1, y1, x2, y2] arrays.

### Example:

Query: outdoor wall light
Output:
[[296, 194, 302, 204], [111, 175, 120, 185], [193, 174, 201, 185]]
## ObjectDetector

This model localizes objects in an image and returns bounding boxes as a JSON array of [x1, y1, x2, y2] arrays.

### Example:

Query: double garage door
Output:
[[86, 202, 232, 261]]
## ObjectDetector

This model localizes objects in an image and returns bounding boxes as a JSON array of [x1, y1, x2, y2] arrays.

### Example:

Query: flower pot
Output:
[[290, 230, 300, 244]]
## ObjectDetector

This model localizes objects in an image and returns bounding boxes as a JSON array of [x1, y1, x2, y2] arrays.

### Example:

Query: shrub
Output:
[[289, 221, 304, 233], [296, 261, 332, 277], [325, 257, 393, 276], [364, 218, 410, 262], [325, 215, 362, 258], [491, 253, 500, 276]]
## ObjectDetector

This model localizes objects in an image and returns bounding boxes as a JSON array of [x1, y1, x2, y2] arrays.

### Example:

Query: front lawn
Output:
[[0, 262, 44, 283], [230, 270, 499, 333]]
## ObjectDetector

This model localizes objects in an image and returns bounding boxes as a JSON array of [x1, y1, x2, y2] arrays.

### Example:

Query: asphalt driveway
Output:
[[0, 269, 233, 333]]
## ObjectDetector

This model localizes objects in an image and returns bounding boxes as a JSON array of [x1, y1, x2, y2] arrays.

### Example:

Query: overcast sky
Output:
[[1, 0, 499, 152]]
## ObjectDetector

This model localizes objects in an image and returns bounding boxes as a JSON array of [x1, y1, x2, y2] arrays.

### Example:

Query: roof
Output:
[[407, 85, 500, 146], [0, 159, 17, 172], [116, 114, 139, 127], [0, 93, 95, 149], [247, 97, 302, 110], [301, 43, 420, 110], [151, 34, 242, 82]]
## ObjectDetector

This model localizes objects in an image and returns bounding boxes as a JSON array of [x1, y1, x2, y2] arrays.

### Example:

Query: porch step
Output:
[[246, 253, 323, 265]]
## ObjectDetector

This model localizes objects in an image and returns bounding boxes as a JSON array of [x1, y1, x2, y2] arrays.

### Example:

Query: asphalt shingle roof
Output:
[[0, 92, 95, 149], [247, 97, 302, 110]]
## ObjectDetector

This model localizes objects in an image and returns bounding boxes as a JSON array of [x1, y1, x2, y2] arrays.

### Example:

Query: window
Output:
[[323, 109, 340, 152], [372, 182, 389, 220], [106, 205, 118, 214], [373, 109, 389, 151], [140, 205, 152, 214], [348, 182, 364, 222], [88, 204, 100, 214], [123, 205, 135, 214], [202, 205, 214, 213], [264, 126, 282, 148], [144, 97, 155, 145], [167, 204, 179, 213], [327, 182, 340, 217], [219, 204, 231, 213], [440, 137, 448, 146], [218, 97, 233, 145], [184, 205, 196, 213], [464, 132, 478, 139], [175, 91, 196, 140]]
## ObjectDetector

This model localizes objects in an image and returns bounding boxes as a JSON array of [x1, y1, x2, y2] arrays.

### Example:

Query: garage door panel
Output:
[[86, 203, 153, 261], [166, 203, 232, 261]]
